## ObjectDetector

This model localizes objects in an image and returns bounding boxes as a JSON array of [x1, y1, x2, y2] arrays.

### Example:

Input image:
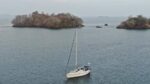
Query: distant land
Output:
[[11, 11, 84, 29], [82, 16, 126, 28], [117, 15, 150, 29]]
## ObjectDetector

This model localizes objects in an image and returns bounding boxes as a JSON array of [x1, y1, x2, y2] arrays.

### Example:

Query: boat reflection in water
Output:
[[65, 74, 92, 84]]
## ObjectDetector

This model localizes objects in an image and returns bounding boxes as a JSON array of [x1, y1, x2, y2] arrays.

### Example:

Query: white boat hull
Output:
[[66, 69, 90, 79]]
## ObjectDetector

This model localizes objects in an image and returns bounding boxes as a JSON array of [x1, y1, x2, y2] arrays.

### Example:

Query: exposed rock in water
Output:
[[96, 26, 102, 28], [12, 11, 84, 29], [104, 24, 108, 26], [117, 15, 150, 29]]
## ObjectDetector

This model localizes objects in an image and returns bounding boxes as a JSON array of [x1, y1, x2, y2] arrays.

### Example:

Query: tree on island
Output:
[[12, 11, 84, 28], [117, 15, 150, 29]]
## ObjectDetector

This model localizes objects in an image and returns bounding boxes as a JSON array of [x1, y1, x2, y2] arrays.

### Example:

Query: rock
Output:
[[104, 24, 108, 26], [96, 26, 102, 28]]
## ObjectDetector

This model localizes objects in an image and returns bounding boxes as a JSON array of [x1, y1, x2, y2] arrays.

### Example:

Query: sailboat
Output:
[[65, 29, 91, 79]]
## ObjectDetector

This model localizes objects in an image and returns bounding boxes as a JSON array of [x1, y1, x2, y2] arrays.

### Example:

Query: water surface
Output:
[[0, 17, 150, 84]]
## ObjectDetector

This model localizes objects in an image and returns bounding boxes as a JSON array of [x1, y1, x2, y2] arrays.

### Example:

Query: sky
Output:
[[0, 0, 150, 17]]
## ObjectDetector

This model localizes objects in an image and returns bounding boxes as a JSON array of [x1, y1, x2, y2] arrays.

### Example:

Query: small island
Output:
[[12, 11, 84, 29], [117, 15, 150, 29]]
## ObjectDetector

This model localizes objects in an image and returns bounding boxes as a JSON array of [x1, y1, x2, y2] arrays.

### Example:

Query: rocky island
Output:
[[12, 11, 84, 29], [117, 15, 150, 29]]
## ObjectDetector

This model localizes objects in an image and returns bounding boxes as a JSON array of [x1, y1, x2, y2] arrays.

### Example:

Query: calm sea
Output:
[[0, 17, 150, 84]]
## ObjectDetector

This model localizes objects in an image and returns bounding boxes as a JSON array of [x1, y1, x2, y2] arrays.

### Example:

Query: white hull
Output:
[[65, 29, 91, 79], [66, 69, 90, 79]]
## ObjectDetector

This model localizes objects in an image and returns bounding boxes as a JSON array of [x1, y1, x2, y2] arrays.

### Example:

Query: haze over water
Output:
[[0, 17, 150, 84], [0, 0, 150, 17]]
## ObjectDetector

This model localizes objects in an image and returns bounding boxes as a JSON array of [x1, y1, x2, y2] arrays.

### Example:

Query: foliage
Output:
[[117, 15, 150, 29], [12, 11, 84, 28]]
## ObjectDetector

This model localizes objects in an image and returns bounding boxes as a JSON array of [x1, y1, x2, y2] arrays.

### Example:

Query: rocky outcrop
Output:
[[12, 11, 84, 29]]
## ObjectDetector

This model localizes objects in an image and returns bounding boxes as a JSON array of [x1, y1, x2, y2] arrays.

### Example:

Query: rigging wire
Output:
[[65, 30, 76, 74]]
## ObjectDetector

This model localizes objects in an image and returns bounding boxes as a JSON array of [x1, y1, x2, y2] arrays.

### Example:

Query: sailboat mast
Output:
[[75, 29, 78, 67]]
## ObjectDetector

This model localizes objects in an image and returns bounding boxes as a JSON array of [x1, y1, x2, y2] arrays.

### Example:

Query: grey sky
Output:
[[0, 0, 149, 17]]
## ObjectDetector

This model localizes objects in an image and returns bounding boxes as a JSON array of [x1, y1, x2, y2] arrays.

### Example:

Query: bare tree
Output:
[[12, 11, 84, 29]]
